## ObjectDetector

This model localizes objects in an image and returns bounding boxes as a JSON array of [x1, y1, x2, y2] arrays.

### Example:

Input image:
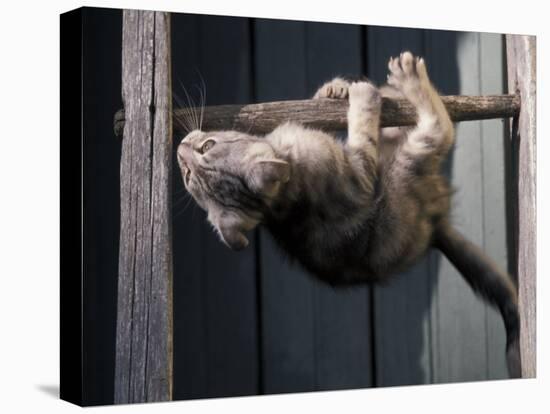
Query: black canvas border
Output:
[[60, 7, 83, 407]]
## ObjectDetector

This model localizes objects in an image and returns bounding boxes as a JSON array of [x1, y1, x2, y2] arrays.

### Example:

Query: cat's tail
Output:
[[433, 221, 521, 378]]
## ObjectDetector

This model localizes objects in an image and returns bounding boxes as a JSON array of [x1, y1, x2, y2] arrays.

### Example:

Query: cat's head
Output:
[[177, 130, 290, 250]]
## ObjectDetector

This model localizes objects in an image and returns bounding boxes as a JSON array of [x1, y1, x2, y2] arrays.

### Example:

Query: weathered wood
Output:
[[114, 94, 520, 137], [115, 10, 173, 404], [506, 34, 536, 379]]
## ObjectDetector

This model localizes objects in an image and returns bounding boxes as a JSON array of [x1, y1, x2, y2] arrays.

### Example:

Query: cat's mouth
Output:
[[177, 144, 193, 186], [181, 165, 191, 186]]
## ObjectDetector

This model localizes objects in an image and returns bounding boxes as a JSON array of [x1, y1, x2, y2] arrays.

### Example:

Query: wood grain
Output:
[[114, 10, 173, 404], [506, 34, 536, 379], [114, 94, 520, 137]]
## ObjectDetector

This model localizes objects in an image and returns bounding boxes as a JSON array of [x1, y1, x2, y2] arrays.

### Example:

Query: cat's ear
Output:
[[248, 159, 290, 198], [213, 212, 250, 251]]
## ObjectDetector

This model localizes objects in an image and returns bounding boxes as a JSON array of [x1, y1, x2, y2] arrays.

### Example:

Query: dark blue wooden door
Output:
[[168, 14, 510, 399]]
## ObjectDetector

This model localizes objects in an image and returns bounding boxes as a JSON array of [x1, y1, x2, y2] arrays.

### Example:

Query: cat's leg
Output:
[[314, 77, 382, 153], [346, 81, 381, 160], [387, 52, 454, 168], [312, 77, 350, 99], [314, 77, 381, 170]]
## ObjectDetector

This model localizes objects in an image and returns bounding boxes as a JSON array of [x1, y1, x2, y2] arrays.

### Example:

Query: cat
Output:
[[176, 52, 520, 378]]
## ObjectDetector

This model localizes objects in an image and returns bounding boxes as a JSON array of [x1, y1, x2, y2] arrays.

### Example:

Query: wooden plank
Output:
[[115, 94, 520, 137], [367, 26, 434, 386], [171, 14, 260, 398], [254, 19, 317, 394], [427, 30, 488, 383], [115, 10, 173, 403], [506, 34, 536, 378], [480, 33, 509, 380], [305, 21, 372, 391]]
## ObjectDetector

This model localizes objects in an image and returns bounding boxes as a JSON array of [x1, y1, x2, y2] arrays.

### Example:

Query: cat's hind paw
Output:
[[313, 77, 350, 99], [386, 52, 430, 102]]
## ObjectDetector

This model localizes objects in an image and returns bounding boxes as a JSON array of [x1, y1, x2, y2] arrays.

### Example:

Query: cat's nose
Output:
[[177, 144, 184, 159], [177, 143, 193, 167]]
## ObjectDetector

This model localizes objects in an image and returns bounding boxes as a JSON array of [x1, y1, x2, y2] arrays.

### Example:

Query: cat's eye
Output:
[[200, 139, 216, 154]]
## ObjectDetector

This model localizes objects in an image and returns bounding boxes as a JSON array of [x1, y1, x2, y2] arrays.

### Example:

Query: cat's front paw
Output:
[[313, 77, 350, 99], [349, 81, 381, 112], [386, 51, 429, 98]]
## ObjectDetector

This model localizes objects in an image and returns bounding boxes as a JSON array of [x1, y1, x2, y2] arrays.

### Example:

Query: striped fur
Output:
[[176, 52, 520, 377]]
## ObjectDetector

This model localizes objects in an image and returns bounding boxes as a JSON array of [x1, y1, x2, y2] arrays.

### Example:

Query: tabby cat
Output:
[[176, 52, 520, 377]]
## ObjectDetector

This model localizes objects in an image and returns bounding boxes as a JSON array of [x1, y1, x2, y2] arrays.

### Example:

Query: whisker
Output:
[[173, 92, 194, 134], [173, 195, 190, 210], [173, 196, 195, 219], [174, 187, 190, 196], [176, 110, 192, 133], [193, 85, 204, 131], [176, 80, 198, 133], [191, 203, 199, 222], [177, 108, 195, 135], [174, 187, 189, 195], [201, 84, 206, 131], [181, 82, 199, 131], [195, 69, 207, 131], [175, 72, 208, 134], [194, 85, 204, 132], [174, 80, 196, 132], [174, 198, 192, 213], [193, 82, 206, 132], [173, 193, 191, 207], [246, 117, 256, 134]]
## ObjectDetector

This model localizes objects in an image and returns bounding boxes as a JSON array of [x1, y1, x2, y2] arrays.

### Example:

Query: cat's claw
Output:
[[313, 77, 350, 99], [386, 51, 430, 103]]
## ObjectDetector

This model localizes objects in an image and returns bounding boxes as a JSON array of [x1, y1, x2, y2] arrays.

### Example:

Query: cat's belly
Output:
[[265, 221, 387, 285], [265, 214, 433, 286]]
